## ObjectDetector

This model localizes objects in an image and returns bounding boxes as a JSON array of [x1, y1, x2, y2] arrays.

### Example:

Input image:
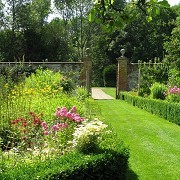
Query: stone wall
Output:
[[0, 62, 83, 73], [127, 63, 139, 91]]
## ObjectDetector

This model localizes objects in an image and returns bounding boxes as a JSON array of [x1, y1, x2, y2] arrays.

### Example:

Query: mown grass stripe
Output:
[[97, 97, 180, 180]]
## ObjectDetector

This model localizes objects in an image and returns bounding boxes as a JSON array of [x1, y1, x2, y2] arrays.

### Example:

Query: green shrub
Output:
[[24, 68, 61, 90], [103, 64, 117, 87], [150, 82, 167, 100], [60, 76, 74, 92], [75, 86, 89, 100], [120, 92, 180, 125]]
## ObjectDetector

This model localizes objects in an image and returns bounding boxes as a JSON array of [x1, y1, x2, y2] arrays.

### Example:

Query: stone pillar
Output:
[[82, 48, 92, 94], [116, 49, 128, 99]]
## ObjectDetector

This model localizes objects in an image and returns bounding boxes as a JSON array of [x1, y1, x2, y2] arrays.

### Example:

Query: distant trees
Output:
[[0, 0, 179, 88], [0, 0, 51, 61]]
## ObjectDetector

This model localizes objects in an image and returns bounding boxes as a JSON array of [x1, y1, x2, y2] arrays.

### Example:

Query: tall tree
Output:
[[0, 0, 4, 28], [42, 18, 72, 61], [0, 0, 51, 61], [54, 0, 94, 59]]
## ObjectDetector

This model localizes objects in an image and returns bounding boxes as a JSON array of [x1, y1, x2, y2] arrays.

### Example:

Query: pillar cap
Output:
[[120, 49, 126, 57]]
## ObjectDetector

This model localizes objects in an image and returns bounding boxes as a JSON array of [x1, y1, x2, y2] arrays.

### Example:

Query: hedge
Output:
[[103, 64, 117, 87], [1, 138, 129, 180], [119, 92, 180, 125]]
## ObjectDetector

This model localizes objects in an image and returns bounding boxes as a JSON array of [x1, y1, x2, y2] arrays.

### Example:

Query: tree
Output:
[[42, 18, 72, 61], [0, 0, 4, 28], [106, 6, 177, 62], [54, 0, 94, 59], [0, 0, 51, 61], [89, 0, 170, 32], [163, 9, 180, 86]]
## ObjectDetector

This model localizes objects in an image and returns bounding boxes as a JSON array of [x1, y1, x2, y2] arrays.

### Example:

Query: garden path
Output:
[[91, 87, 114, 100]]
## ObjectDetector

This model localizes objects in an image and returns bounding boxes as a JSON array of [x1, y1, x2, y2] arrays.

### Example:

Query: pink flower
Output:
[[43, 131, 49, 135], [54, 107, 68, 118], [61, 123, 68, 128], [168, 86, 180, 94], [41, 121, 48, 130], [65, 112, 70, 118], [70, 106, 77, 113], [52, 124, 60, 131]]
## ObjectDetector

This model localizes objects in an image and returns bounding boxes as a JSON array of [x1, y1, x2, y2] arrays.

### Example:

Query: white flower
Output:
[[71, 118, 109, 151]]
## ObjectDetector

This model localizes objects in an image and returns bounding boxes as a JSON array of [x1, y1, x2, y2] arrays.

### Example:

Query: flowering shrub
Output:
[[167, 86, 180, 103], [71, 118, 110, 154], [10, 106, 84, 151]]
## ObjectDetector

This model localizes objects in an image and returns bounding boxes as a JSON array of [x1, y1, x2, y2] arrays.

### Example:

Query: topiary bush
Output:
[[103, 64, 117, 87]]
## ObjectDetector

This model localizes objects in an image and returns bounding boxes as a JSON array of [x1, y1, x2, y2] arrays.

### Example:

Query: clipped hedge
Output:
[[119, 92, 180, 125], [1, 140, 129, 180], [103, 64, 117, 87]]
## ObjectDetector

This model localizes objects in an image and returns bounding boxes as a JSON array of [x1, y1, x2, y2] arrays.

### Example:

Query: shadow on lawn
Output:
[[126, 168, 139, 180]]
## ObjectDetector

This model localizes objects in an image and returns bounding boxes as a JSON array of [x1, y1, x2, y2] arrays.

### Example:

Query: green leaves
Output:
[[157, 0, 170, 7], [89, 0, 171, 32]]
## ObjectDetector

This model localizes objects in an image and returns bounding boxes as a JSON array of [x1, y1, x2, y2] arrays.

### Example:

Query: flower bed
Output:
[[0, 68, 129, 179]]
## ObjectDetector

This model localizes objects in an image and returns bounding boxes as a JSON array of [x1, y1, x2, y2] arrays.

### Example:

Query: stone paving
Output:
[[91, 87, 114, 100]]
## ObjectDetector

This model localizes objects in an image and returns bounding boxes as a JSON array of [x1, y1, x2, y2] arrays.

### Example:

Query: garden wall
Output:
[[0, 60, 92, 93], [0, 61, 83, 73], [127, 63, 139, 91]]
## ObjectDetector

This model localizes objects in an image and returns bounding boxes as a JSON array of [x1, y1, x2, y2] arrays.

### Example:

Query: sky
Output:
[[168, 0, 180, 6]]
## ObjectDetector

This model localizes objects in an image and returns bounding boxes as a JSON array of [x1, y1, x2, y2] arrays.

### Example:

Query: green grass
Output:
[[97, 88, 180, 180]]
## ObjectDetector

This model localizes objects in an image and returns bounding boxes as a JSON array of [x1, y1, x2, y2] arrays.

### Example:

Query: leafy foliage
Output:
[[138, 59, 168, 96], [89, 0, 170, 33], [150, 82, 167, 100], [164, 14, 180, 87]]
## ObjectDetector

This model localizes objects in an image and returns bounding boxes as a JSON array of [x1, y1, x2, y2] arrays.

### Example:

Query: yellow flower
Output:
[[4, 83, 9, 88]]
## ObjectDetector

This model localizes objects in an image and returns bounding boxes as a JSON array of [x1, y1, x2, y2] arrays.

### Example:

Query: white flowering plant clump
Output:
[[71, 118, 110, 153]]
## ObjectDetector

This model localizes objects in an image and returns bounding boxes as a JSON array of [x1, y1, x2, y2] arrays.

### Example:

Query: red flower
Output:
[[22, 121, 28, 127]]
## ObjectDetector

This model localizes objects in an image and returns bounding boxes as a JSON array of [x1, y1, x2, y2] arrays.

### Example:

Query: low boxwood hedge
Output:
[[119, 92, 180, 125], [1, 137, 129, 180]]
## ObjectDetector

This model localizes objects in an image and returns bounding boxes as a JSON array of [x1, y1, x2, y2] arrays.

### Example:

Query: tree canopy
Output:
[[0, 0, 179, 78]]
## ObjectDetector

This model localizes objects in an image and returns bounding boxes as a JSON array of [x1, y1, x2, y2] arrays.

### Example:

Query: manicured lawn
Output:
[[97, 88, 180, 180]]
